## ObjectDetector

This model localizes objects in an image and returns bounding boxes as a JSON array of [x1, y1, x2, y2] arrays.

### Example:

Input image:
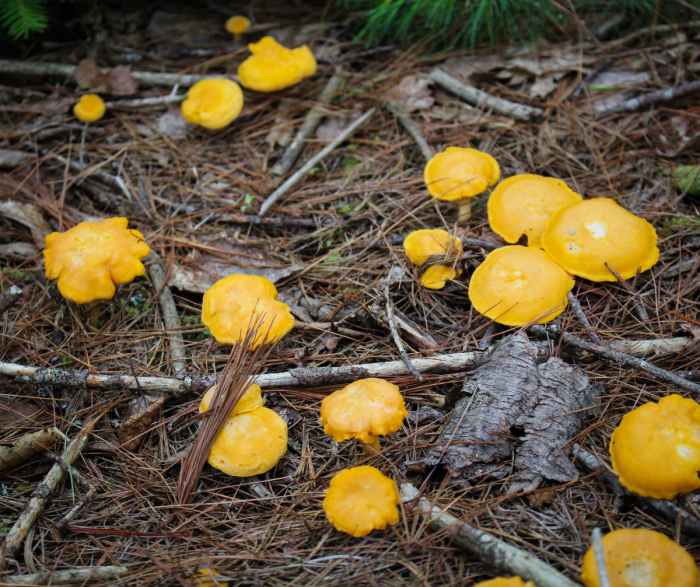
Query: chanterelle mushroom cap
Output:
[[195, 568, 228, 587], [403, 229, 461, 266], [181, 78, 244, 130], [323, 466, 400, 537], [201, 274, 295, 350], [488, 174, 582, 248], [319, 378, 407, 444], [225, 15, 250, 35], [541, 198, 659, 281], [580, 528, 699, 587], [420, 264, 459, 290], [199, 382, 263, 417], [474, 578, 536, 587], [74, 94, 106, 123], [237, 36, 317, 93], [468, 245, 574, 326], [610, 394, 700, 500], [424, 147, 500, 202], [44, 217, 150, 304], [208, 406, 287, 477]]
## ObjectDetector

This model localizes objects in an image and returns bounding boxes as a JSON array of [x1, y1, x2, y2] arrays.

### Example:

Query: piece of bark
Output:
[[421, 335, 597, 490], [118, 393, 167, 451], [0, 429, 61, 473]]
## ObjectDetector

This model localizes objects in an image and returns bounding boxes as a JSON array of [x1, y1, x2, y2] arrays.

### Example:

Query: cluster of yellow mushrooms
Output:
[[48, 19, 698, 586]]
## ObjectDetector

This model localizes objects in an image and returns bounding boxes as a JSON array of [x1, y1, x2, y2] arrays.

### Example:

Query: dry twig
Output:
[[3, 566, 128, 585], [594, 80, 700, 119]]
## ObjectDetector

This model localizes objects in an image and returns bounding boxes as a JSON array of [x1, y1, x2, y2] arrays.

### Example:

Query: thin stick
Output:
[[385, 103, 434, 162], [604, 263, 649, 321], [3, 428, 90, 558], [146, 252, 187, 375], [591, 528, 611, 587], [567, 291, 603, 345], [259, 107, 377, 216], [4, 566, 128, 585], [0, 285, 22, 315], [44, 453, 95, 533], [529, 324, 700, 394], [271, 74, 344, 177], [429, 68, 543, 120], [594, 80, 700, 119], [1, 334, 696, 395], [400, 483, 582, 587], [384, 282, 423, 382]]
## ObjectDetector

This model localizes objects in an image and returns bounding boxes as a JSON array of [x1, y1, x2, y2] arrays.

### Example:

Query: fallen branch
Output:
[[146, 252, 186, 375], [400, 483, 581, 587], [44, 454, 95, 533], [4, 429, 89, 558], [574, 445, 700, 537], [594, 80, 700, 119], [4, 566, 128, 585], [1, 333, 697, 396], [0, 429, 61, 474], [529, 325, 700, 394], [0, 59, 228, 88], [259, 107, 377, 216], [429, 68, 543, 120], [271, 73, 344, 177], [0, 285, 22, 315]]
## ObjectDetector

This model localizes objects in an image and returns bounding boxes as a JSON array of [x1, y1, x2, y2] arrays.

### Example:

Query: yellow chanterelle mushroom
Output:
[[488, 174, 582, 248], [468, 245, 574, 326], [73, 94, 106, 123], [541, 198, 659, 281], [474, 578, 536, 587], [403, 229, 462, 290], [580, 528, 699, 587], [181, 78, 244, 130], [610, 394, 700, 500], [323, 466, 400, 537], [225, 15, 250, 41], [238, 36, 316, 93], [44, 217, 150, 304]]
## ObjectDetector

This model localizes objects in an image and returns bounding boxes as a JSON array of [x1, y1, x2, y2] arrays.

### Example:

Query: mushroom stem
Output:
[[457, 198, 472, 222], [362, 438, 381, 454]]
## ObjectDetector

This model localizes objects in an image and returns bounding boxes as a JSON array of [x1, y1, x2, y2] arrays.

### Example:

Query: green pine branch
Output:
[[0, 0, 48, 39]]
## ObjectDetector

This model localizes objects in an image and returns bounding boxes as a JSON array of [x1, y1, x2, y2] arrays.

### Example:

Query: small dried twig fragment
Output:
[[0, 429, 61, 473], [400, 483, 582, 587], [4, 566, 128, 585], [421, 335, 598, 490], [594, 80, 700, 119]]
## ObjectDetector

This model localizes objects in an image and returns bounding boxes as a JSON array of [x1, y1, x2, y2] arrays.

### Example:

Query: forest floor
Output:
[[1, 1, 700, 585]]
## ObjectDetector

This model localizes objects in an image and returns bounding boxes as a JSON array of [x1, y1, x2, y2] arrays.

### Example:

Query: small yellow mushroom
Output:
[[181, 78, 244, 130], [73, 94, 106, 123], [225, 15, 250, 41], [238, 36, 317, 92]]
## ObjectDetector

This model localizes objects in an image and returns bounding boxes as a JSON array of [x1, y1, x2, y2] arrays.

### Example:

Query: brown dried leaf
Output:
[[74, 58, 107, 93], [0, 399, 43, 425], [384, 75, 434, 113], [119, 394, 167, 451], [105, 65, 139, 95], [0, 200, 52, 249]]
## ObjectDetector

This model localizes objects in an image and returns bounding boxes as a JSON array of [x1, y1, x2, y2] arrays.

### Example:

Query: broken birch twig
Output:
[[0, 334, 696, 396], [4, 430, 89, 558], [0, 59, 230, 88], [145, 252, 186, 375], [594, 80, 700, 119], [574, 445, 700, 537], [529, 325, 700, 395], [400, 483, 582, 587], [0, 429, 61, 473], [271, 73, 344, 177], [0, 285, 22, 315], [4, 566, 128, 585], [429, 68, 543, 120], [259, 107, 377, 216]]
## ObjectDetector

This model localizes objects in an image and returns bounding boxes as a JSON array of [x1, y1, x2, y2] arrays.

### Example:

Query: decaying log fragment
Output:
[[0, 428, 61, 473], [420, 335, 598, 491]]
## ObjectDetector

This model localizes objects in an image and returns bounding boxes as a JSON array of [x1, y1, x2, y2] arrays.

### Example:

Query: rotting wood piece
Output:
[[419, 335, 598, 491], [400, 483, 582, 587], [0, 428, 61, 473]]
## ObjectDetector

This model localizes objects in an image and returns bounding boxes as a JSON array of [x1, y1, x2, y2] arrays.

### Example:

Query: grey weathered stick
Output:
[[271, 73, 344, 177], [385, 282, 423, 382], [0, 334, 696, 396], [104, 93, 185, 108], [0, 59, 233, 87], [385, 103, 434, 162], [146, 252, 187, 375], [574, 445, 700, 537], [429, 68, 543, 120], [4, 566, 128, 585], [0, 429, 61, 473], [594, 80, 700, 119], [529, 325, 700, 394], [4, 431, 89, 558], [567, 292, 603, 345], [0, 285, 22, 315], [400, 483, 581, 587], [591, 528, 611, 587], [259, 107, 377, 216]]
